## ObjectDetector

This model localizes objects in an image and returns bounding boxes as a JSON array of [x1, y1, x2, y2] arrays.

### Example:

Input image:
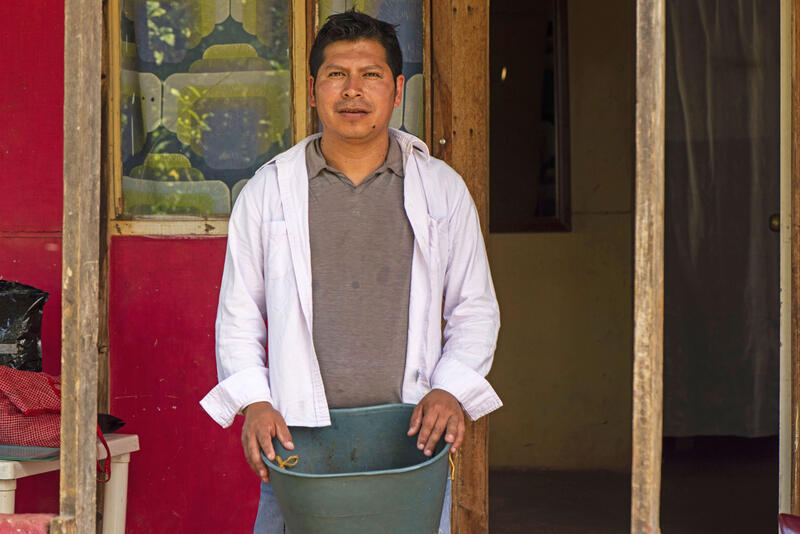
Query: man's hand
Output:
[[407, 389, 465, 456], [241, 401, 294, 483]]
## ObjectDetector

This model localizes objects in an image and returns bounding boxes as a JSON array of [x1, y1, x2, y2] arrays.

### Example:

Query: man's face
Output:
[[309, 38, 404, 144]]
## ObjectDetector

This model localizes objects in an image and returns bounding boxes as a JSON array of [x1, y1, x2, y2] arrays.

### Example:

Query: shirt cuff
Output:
[[429, 357, 503, 421], [199, 366, 272, 428]]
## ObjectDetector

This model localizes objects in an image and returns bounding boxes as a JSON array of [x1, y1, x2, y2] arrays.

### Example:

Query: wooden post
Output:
[[50, 0, 103, 532], [431, 1, 490, 532], [630, 0, 666, 532]]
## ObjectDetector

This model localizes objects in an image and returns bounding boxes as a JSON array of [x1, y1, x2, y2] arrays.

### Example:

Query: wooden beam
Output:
[[791, 0, 800, 513], [291, 0, 309, 143], [422, 0, 432, 147], [99, 0, 116, 417], [431, 1, 490, 532], [779, 0, 793, 514], [630, 0, 666, 532], [51, 0, 103, 532]]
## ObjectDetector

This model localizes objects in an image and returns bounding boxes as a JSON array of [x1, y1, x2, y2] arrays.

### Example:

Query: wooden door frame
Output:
[[57, 1, 492, 531], [790, 0, 800, 514], [630, 0, 800, 529], [430, 1, 491, 531]]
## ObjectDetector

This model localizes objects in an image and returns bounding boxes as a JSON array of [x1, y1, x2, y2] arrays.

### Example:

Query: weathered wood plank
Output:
[[431, 1, 490, 532], [53, 0, 103, 532], [292, 0, 309, 143], [99, 0, 116, 417], [779, 0, 794, 514], [106, 0, 123, 220], [109, 219, 229, 236], [791, 0, 800, 514], [422, 0, 432, 147], [630, 0, 666, 532]]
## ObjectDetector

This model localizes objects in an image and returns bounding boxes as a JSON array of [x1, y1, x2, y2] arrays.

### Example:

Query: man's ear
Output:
[[393, 74, 405, 108], [308, 76, 316, 107]]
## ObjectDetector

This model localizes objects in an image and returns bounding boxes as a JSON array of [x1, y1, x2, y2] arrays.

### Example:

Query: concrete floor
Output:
[[489, 436, 777, 533]]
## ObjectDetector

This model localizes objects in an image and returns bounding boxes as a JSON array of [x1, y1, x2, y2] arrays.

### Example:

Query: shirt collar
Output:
[[306, 137, 405, 181]]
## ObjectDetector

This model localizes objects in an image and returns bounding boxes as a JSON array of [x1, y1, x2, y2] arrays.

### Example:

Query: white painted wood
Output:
[[0, 479, 16, 514], [0, 434, 139, 522], [101, 453, 131, 534]]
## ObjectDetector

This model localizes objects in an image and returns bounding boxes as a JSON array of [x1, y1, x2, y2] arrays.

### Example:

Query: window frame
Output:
[[106, 0, 311, 236]]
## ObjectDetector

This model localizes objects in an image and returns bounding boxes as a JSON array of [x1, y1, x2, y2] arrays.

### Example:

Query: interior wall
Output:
[[488, 0, 635, 471]]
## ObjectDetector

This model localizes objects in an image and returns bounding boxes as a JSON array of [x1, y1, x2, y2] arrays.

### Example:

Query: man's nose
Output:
[[342, 76, 363, 98]]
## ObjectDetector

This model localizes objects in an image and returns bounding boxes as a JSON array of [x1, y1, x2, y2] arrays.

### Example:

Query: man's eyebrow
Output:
[[321, 63, 386, 72]]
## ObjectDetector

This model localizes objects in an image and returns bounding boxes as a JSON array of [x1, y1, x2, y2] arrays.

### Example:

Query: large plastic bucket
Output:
[[263, 403, 449, 534]]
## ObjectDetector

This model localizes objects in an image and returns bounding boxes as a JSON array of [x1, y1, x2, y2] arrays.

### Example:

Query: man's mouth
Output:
[[339, 109, 368, 117], [337, 106, 370, 117]]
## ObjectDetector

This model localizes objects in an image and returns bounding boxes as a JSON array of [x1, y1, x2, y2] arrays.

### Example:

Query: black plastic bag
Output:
[[0, 280, 49, 371], [98, 413, 126, 434]]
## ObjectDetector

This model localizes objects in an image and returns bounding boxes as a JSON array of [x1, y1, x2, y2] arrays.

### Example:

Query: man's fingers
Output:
[[423, 415, 449, 456], [407, 404, 423, 436], [416, 411, 438, 452], [452, 417, 466, 453], [444, 415, 459, 443], [276, 423, 295, 450], [257, 426, 277, 461], [245, 430, 271, 482]]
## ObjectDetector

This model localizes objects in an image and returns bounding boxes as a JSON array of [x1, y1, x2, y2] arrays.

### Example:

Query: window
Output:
[[117, 0, 292, 218], [109, 0, 425, 233], [489, 0, 571, 232]]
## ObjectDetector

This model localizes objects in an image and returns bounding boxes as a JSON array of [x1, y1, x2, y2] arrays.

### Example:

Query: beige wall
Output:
[[488, 0, 635, 471]]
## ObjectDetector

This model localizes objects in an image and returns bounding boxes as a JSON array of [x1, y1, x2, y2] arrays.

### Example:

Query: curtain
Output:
[[663, 0, 780, 436]]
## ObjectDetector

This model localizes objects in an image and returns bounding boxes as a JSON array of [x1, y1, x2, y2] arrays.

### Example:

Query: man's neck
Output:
[[318, 131, 391, 186]]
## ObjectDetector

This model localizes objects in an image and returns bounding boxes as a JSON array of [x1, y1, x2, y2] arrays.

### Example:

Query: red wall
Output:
[[0, 1, 64, 370], [2, 4, 259, 529], [0, 1, 65, 514], [109, 236, 259, 532]]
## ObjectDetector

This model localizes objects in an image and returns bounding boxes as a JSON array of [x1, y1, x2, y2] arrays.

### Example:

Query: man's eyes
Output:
[[327, 71, 382, 78]]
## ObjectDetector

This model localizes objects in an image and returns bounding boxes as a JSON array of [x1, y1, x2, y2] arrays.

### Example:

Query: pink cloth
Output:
[[0, 514, 55, 534], [0, 367, 60, 447]]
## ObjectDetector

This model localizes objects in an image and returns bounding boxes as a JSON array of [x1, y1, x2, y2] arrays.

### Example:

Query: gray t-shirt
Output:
[[306, 137, 414, 408]]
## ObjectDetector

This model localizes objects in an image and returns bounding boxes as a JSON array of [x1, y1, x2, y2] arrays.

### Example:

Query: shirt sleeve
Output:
[[429, 176, 503, 421], [200, 176, 273, 428]]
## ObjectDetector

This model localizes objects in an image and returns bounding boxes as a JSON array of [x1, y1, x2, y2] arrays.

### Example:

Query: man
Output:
[[201, 10, 501, 533]]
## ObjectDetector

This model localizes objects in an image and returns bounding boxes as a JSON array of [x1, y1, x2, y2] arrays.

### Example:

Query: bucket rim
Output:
[[264, 403, 451, 479]]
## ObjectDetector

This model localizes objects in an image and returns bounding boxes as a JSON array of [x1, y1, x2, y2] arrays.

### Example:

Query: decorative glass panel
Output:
[[318, 0, 423, 139], [120, 0, 291, 217]]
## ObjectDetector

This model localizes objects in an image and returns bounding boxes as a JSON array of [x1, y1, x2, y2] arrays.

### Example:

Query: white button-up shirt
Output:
[[200, 129, 501, 428]]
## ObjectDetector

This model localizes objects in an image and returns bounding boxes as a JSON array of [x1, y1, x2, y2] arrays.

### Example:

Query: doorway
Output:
[[660, 0, 781, 531], [486, 0, 782, 532]]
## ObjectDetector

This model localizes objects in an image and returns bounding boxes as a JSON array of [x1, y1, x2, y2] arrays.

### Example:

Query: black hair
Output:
[[309, 9, 403, 82]]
